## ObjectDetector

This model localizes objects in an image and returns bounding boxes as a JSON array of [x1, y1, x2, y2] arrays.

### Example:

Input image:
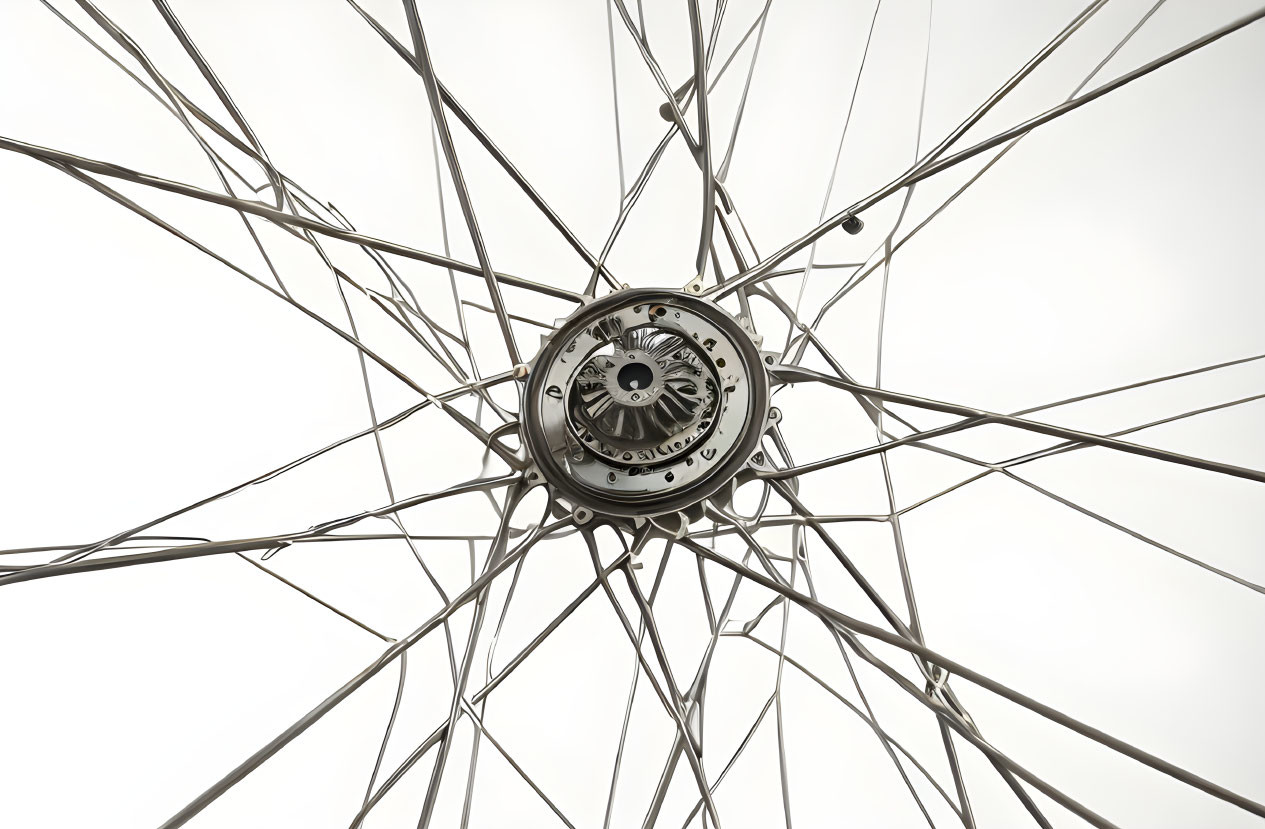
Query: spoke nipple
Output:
[[841, 215, 864, 235], [513, 363, 530, 379]]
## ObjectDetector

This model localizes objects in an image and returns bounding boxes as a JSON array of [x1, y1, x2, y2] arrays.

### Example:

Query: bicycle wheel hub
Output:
[[523, 289, 770, 517]]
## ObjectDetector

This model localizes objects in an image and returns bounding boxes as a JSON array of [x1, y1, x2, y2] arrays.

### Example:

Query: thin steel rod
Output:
[[0, 136, 578, 302], [686, 0, 716, 278], [157, 516, 572, 829], [234, 553, 393, 642], [349, 548, 632, 828], [682, 540, 1265, 820], [400, 0, 521, 365], [344, 0, 621, 292], [709, 4, 1265, 299], [1, 475, 519, 586], [771, 364, 1265, 484]]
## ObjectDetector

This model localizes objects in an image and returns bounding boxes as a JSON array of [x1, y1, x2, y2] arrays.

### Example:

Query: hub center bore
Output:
[[617, 362, 653, 391]]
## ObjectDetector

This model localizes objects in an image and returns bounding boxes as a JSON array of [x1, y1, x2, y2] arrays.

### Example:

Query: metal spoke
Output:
[[401, 0, 519, 366], [790, 0, 1173, 348], [602, 539, 674, 829], [351, 548, 633, 828], [365, 649, 410, 807], [685, 540, 1265, 821], [714, 0, 774, 183], [0, 474, 520, 587], [458, 698, 578, 828], [686, 0, 716, 280], [0, 136, 579, 302], [583, 530, 723, 829], [790, 0, 883, 320], [415, 482, 531, 829], [708, 4, 1265, 300], [344, 0, 622, 293], [912, 6, 1265, 186], [234, 552, 394, 643], [726, 633, 965, 823], [157, 513, 571, 829], [5, 4, 1262, 827], [772, 362, 1265, 485]]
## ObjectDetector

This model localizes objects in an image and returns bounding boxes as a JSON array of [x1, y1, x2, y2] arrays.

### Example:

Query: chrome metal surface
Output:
[[3, 3, 1265, 828], [523, 288, 770, 517]]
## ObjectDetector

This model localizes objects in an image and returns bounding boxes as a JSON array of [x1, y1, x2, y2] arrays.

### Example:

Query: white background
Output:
[[2, 1, 1264, 827]]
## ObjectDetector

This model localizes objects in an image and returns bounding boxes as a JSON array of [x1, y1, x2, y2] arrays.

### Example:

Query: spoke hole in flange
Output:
[[617, 362, 654, 391]]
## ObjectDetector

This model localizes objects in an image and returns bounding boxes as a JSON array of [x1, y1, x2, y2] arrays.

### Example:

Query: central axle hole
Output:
[[618, 362, 654, 391]]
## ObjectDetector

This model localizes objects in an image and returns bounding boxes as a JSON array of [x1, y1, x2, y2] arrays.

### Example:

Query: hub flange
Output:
[[522, 289, 770, 517]]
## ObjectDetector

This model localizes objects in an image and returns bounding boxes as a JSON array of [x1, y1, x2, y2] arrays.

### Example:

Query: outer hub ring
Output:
[[523, 288, 770, 517]]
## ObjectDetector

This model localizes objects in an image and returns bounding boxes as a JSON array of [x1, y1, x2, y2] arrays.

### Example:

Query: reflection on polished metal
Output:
[[523, 288, 770, 517], [572, 326, 715, 459], [9, 2, 1265, 827]]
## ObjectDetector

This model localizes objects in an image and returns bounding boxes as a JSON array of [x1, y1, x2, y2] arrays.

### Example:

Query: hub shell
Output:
[[523, 289, 770, 517]]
